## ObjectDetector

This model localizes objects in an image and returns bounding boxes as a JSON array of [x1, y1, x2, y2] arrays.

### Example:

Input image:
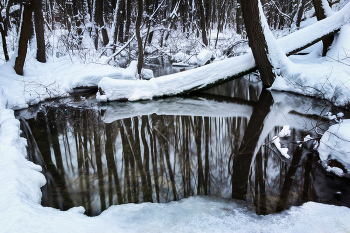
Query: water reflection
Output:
[[18, 78, 350, 216]]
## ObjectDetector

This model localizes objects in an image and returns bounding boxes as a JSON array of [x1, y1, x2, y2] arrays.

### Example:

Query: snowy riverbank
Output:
[[2, 66, 350, 232], [1, 96, 350, 232]]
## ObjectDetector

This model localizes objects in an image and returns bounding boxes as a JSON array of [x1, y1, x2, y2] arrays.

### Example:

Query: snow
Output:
[[172, 62, 190, 67], [272, 125, 291, 159], [96, 90, 107, 102], [99, 53, 256, 101], [141, 68, 154, 80], [96, 2, 350, 105], [0, 56, 140, 109], [318, 119, 350, 177], [272, 136, 290, 159], [1, 1, 350, 231], [197, 49, 213, 66], [270, 11, 350, 106], [278, 125, 291, 137]]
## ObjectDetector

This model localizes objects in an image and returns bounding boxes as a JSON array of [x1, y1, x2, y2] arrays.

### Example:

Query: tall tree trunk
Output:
[[236, 0, 242, 34], [296, 0, 307, 28], [312, 0, 334, 56], [72, 0, 82, 36], [93, 0, 109, 50], [197, 0, 208, 46], [0, 16, 9, 61], [136, 0, 144, 78], [33, 0, 46, 63], [118, 0, 125, 43], [14, 1, 33, 75], [232, 90, 273, 200], [241, 0, 276, 87], [125, 0, 131, 41]]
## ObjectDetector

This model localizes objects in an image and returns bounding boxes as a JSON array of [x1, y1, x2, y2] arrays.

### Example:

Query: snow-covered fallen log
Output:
[[99, 2, 350, 102]]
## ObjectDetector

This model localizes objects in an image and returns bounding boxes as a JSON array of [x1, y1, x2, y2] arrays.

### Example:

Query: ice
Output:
[[318, 119, 350, 177]]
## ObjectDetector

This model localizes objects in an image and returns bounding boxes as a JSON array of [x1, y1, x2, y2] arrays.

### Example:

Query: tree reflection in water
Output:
[[19, 79, 350, 217]]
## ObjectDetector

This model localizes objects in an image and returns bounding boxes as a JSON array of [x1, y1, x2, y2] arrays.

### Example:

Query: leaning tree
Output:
[[241, 0, 276, 88]]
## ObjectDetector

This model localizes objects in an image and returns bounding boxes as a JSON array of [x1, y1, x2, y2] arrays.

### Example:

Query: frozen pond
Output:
[[16, 77, 350, 217]]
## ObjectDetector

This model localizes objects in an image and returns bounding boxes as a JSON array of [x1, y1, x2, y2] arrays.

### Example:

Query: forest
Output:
[[1, 0, 346, 79]]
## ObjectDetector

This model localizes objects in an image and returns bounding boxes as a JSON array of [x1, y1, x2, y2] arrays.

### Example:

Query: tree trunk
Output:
[[197, 0, 208, 46], [0, 15, 9, 61], [125, 0, 131, 41], [72, 0, 82, 36], [136, 0, 144, 78], [312, 0, 334, 56], [94, 0, 109, 50], [242, 0, 275, 88], [33, 0, 46, 63], [236, 0, 242, 34], [118, 0, 125, 43], [14, 1, 33, 75], [296, 0, 307, 28], [232, 90, 273, 200]]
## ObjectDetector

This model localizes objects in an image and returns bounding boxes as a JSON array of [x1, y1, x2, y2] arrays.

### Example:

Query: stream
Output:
[[16, 76, 350, 217]]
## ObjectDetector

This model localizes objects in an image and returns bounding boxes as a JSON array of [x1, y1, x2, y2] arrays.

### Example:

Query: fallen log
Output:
[[99, 2, 350, 101]]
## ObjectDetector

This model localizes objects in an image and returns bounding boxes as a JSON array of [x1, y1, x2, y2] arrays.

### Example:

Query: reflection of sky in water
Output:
[[17, 79, 350, 217]]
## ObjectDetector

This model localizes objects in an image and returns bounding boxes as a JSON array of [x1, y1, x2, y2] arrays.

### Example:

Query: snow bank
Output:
[[318, 120, 350, 177], [271, 24, 350, 106], [0, 56, 138, 109]]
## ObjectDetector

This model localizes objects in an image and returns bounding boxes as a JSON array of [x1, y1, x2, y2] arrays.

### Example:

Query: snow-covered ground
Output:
[[1, 3, 350, 232]]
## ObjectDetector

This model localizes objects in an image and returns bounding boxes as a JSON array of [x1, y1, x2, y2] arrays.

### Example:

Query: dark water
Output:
[[17, 77, 350, 217], [145, 63, 196, 78]]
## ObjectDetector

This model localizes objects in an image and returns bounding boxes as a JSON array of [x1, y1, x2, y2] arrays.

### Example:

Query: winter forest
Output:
[[1, 0, 350, 232]]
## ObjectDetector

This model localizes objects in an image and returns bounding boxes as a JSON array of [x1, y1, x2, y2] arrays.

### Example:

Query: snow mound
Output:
[[141, 68, 154, 80], [318, 119, 350, 177], [271, 24, 350, 107], [123, 60, 138, 80], [197, 49, 213, 66]]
